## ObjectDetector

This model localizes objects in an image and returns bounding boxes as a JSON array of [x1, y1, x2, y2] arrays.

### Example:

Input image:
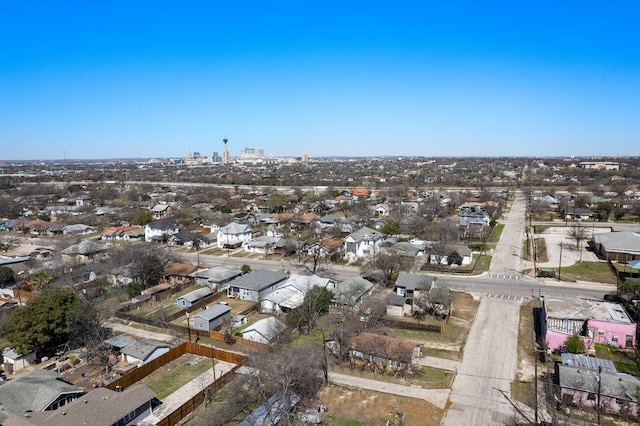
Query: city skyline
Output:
[[2, 1, 639, 161]]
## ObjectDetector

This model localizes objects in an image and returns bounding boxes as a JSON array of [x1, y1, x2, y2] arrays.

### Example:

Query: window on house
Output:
[[626, 335, 633, 347], [587, 393, 596, 401]]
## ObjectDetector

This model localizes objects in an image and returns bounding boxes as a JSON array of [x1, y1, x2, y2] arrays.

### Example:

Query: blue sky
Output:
[[1, 1, 639, 160]]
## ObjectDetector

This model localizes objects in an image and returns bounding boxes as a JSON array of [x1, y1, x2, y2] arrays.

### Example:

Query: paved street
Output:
[[442, 296, 522, 425], [444, 190, 527, 425]]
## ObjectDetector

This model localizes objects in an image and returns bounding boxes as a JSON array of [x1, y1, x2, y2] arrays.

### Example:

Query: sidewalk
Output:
[[419, 356, 461, 372], [328, 371, 450, 409]]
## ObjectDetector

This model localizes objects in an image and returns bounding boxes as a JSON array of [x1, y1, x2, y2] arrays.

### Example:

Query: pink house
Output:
[[541, 297, 636, 352]]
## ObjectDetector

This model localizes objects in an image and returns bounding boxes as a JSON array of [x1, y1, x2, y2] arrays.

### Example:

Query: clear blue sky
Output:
[[1, 1, 639, 160]]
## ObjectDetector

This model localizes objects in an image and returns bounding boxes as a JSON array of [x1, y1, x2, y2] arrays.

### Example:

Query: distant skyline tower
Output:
[[222, 138, 230, 163]]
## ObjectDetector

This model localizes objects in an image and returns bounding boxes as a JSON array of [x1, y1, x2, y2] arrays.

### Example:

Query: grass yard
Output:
[[387, 292, 478, 361], [489, 224, 505, 243], [557, 261, 618, 284], [473, 254, 492, 273], [139, 353, 214, 399], [594, 344, 640, 376]]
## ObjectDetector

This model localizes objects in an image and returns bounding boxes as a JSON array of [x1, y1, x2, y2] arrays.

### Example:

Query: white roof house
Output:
[[260, 274, 337, 314], [241, 317, 286, 345]]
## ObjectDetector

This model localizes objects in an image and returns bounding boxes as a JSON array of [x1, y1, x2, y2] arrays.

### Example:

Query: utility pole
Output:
[[557, 242, 562, 282], [534, 349, 539, 425], [596, 365, 602, 425]]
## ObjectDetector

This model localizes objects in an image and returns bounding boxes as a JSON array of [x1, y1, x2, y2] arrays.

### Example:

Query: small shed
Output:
[[242, 317, 286, 345], [231, 314, 248, 328], [193, 304, 231, 331], [2, 347, 37, 374], [176, 287, 213, 308]]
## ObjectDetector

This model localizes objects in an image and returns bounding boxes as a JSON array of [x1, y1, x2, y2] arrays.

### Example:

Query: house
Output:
[[557, 361, 639, 417], [217, 222, 253, 249], [0, 369, 85, 424], [260, 274, 336, 314], [374, 203, 391, 217], [593, 231, 640, 262], [2, 347, 37, 374], [144, 218, 180, 243], [244, 235, 279, 254], [459, 206, 490, 227], [190, 267, 242, 291], [60, 240, 108, 263], [332, 276, 375, 308], [192, 304, 231, 331], [227, 269, 288, 301], [343, 226, 383, 260], [107, 263, 137, 286], [62, 224, 95, 235], [170, 231, 212, 249], [386, 272, 436, 317], [3, 383, 156, 426], [162, 260, 197, 286], [540, 297, 637, 352], [151, 203, 173, 219], [429, 245, 472, 266], [101, 225, 142, 241], [349, 332, 419, 376], [176, 287, 213, 308], [563, 207, 593, 221], [241, 316, 287, 345], [119, 339, 170, 366]]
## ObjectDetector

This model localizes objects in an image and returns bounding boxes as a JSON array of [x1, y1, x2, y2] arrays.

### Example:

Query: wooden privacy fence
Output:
[[106, 343, 246, 426], [156, 365, 240, 426], [106, 342, 246, 391]]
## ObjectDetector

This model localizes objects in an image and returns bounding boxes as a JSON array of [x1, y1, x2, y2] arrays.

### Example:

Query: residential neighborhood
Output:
[[0, 156, 638, 425]]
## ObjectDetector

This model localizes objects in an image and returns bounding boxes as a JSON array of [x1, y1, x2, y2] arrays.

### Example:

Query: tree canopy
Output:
[[287, 286, 334, 334], [0, 266, 15, 286], [3, 289, 87, 356], [564, 333, 586, 354]]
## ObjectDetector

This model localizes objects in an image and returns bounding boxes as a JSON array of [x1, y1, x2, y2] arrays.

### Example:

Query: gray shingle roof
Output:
[[345, 226, 383, 243], [228, 269, 287, 292], [0, 370, 85, 421], [594, 231, 640, 254], [3, 384, 156, 426], [177, 287, 213, 303], [194, 304, 231, 320], [120, 339, 169, 361], [558, 364, 640, 402], [333, 277, 374, 306], [395, 272, 435, 291], [60, 240, 107, 255]]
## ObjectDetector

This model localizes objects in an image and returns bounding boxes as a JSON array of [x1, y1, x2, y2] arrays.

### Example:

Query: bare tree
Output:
[[362, 251, 412, 287], [567, 222, 589, 263], [414, 285, 454, 319]]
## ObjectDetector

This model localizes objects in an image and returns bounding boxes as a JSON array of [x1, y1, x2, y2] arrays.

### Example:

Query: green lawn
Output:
[[140, 353, 214, 399], [489, 224, 505, 243], [474, 254, 492, 273], [594, 344, 639, 376], [557, 261, 618, 284]]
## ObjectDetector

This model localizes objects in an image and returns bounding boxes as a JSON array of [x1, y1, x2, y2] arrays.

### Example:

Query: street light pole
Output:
[[557, 242, 562, 282]]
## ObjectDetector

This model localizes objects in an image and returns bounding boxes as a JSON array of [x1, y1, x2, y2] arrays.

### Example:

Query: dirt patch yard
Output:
[[320, 384, 444, 426]]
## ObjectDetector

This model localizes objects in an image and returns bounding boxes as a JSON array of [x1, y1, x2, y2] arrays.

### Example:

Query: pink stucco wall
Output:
[[562, 389, 639, 417], [587, 319, 636, 349], [547, 320, 636, 351]]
